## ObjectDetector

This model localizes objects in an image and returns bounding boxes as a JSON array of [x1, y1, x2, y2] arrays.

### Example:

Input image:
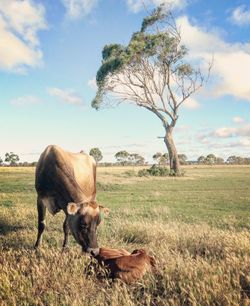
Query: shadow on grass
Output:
[[0, 217, 26, 236], [0, 216, 35, 250]]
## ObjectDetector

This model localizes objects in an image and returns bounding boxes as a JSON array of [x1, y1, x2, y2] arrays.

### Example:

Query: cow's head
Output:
[[67, 201, 109, 255]]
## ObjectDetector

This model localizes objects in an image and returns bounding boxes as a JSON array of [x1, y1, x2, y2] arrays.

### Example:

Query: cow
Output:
[[34, 145, 108, 255]]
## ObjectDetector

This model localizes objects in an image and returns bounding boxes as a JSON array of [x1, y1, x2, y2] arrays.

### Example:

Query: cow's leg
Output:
[[62, 215, 70, 249], [35, 196, 46, 248]]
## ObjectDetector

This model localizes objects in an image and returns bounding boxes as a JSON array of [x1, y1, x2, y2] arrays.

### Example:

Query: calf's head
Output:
[[67, 201, 109, 255]]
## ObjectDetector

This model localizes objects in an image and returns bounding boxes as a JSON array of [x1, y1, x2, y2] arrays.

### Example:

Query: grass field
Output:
[[0, 166, 250, 305]]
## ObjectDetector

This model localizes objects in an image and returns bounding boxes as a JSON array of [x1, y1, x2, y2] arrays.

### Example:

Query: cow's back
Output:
[[35, 145, 96, 210]]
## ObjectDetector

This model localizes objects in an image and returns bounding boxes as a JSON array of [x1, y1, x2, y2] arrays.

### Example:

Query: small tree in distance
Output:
[[115, 150, 129, 165], [153, 152, 169, 165], [227, 156, 244, 164], [178, 154, 188, 165], [89, 148, 103, 163], [216, 157, 224, 164], [129, 153, 145, 165], [92, 5, 211, 176], [197, 154, 224, 165], [205, 154, 216, 165], [0, 157, 3, 166], [197, 156, 206, 164], [5, 152, 20, 166]]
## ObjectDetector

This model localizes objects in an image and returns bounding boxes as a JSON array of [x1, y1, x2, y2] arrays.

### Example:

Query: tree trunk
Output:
[[164, 128, 181, 176]]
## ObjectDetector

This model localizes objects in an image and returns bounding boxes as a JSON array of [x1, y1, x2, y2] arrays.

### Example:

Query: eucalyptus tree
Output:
[[5, 152, 19, 166], [178, 154, 188, 165], [153, 152, 162, 164], [215, 157, 224, 164], [197, 156, 205, 164], [89, 147, 103, 163], [153, 152, 169, 165], [205, 154, 216, 165], [92, 5, 210, 175], [115, 150, 129, 165], [129, 153, 145, 165]]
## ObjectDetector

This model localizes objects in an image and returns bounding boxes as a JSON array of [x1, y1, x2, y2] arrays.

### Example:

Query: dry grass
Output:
[[0, 166, 250, 305]]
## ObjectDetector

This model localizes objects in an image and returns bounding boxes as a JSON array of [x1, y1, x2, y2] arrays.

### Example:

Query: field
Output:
[[0, 166, 250, 305]]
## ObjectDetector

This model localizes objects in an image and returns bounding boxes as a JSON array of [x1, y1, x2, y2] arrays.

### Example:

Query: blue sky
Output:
[[0, 0, 250, 162]]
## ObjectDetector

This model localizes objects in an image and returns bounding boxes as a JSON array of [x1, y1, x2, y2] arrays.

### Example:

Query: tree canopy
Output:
[[92, 5, 206, 116], [5, 152, 19, 166], [115, 150, 129, 165], [153, 152, 169, 165], [89, 147, 103, 163]]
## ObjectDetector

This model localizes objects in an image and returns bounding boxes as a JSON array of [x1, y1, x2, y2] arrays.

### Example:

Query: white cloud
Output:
[[127, 0, 186, 13], [177, 16, 250, 102], [183, 97, 200, 109], [230, 5, 250, 26], [61, 0, 97, 19], [48, 87, 84, 105], [210, 124, 250, 138], [10, 95, 42, 106], [213, 127, 236, 138], [87, 77, 97, 90], [225, 139, 250, 148], [0, 0, 47, 72], [233, 116, 245, 124]]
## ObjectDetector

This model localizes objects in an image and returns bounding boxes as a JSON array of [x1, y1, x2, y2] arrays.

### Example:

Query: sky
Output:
[[0, 0, 250, 163]]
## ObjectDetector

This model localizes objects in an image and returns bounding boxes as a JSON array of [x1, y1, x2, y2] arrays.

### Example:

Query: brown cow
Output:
[[35, 145, 108, 255], [93, 247, 156, 283]]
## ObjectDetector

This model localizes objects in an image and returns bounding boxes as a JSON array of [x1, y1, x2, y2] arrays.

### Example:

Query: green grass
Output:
[[0, 166, 250, 305]]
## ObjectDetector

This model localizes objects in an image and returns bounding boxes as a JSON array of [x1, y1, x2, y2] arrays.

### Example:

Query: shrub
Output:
[[138, 165, 170, 177], [138, 169, 150, 177]]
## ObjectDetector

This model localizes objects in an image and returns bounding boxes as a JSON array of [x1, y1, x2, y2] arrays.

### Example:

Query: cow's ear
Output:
[[67, 202, 80, 215], [99, 205, 110, 218]]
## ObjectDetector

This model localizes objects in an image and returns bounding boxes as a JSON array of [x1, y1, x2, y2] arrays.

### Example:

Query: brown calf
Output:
[[93, 247, 156, 283]]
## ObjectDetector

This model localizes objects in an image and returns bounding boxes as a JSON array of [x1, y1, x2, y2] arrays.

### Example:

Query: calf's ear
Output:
[[67, 202, 80, 215]]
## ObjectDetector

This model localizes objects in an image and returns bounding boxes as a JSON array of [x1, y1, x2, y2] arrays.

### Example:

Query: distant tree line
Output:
[[197, 154, 250, 165], [1, 150, 250, 167]]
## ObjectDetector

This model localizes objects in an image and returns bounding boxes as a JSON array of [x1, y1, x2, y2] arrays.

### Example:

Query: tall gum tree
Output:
[[92, 5, 210, 175]]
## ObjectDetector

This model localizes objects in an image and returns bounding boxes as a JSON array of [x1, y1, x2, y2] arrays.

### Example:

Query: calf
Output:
[[93, 247, 156, 283]]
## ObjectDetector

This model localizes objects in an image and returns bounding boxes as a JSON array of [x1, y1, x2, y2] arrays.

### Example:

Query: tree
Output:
[[153, 152, 162, 164], [205, 154, 216, 165], [5, 152, 20, 166], [0, 157, 3, 166], [92, 5, 210, 175], [153, 152, 169, 165], [215, 157, 224, 164], [178, 154, 187, 165], [243, 157, 250, 164], [227, 156, 236, 164], [129, 153, 145, 165], [89, 147, 103, 163], [160, 153, 169, 165], [197, 156, 205, 164], [115, 150, 129, 165]]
